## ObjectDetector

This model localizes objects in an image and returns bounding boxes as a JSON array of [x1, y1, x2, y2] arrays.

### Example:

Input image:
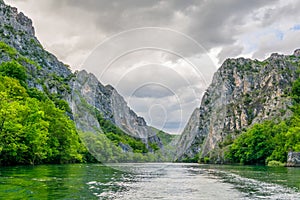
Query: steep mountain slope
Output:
[[71, 70, 162, 148], [0, 1, 162, 152], [176, 51, 300, 161]]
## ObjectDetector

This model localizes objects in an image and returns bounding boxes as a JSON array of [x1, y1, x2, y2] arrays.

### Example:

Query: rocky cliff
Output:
[[71, 70, 162, 147], [176, 51, 300, 161], [0, 1, 161, 149]]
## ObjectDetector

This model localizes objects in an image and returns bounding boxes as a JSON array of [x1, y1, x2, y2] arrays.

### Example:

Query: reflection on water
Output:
[[195, 165, 300, 200], [0, 163, 299, 199], [108, 163, 243, 200]]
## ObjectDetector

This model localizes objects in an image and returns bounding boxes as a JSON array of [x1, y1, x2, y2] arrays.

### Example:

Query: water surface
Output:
[[0, 163, 299, 199]]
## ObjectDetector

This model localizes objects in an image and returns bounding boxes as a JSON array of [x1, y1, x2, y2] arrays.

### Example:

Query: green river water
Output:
[[0, 163, 299, 199]]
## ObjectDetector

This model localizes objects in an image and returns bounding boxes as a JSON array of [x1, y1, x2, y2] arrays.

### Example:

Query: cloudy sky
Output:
[[5, 0, 300, 134]]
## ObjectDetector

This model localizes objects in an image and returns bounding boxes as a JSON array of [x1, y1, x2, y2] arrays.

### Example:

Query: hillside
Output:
[[0, 1, 167, 165]]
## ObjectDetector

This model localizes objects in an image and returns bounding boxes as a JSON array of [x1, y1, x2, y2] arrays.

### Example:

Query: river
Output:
[[0, 163, 299, 199]]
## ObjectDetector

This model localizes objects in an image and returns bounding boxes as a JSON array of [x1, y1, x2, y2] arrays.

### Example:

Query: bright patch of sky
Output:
[[291, 24, 300, 31]]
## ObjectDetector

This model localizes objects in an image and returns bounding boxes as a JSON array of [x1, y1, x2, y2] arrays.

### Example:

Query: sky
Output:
[[5, 0, 300, 134]]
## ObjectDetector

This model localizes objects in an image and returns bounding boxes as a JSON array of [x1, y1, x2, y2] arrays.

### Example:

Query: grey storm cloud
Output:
[[6, 0, 296, 65], [5, 0, 300, 133]]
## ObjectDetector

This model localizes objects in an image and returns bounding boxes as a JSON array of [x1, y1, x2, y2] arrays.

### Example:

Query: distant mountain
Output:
[[176, 50, 300, 162]]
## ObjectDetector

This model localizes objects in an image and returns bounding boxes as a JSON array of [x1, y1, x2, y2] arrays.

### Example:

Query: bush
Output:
[[267, 160, 285, 167], [27, 87, 48, 101], [0, 60, 27, 83], [203, 157, 210, 164]]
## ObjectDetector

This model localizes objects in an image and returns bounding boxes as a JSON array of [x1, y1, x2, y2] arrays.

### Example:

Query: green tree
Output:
[[0, 75, 85, 165], [0, 61, 27, 86], [22, 98, 50, 165], [292, 78, 300, 104], [0, 100, 27, 165], [41, 100, 82, 163], [226, 122, 275, 164]]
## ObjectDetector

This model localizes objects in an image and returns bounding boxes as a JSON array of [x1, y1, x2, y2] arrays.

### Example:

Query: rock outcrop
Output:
[[176, 52, 299, 161], [287, 152, 300, 167]]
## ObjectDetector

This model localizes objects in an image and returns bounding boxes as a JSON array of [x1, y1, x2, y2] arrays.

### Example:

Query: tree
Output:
[[22, 98, 50, 165], [292, 78, 300, 104], [226, 122, 275, 164], [0, 75, 84, 165], [0, 61, 27, 86], [41, 100, 82, 163]]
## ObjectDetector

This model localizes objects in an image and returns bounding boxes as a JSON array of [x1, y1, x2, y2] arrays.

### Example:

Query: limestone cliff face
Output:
[[71, 70, 162, 147], [177, 52, 299, 161], [0, 1, 161, 149], [176, 108, 201, 159], [111, 88, 161, 144]]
